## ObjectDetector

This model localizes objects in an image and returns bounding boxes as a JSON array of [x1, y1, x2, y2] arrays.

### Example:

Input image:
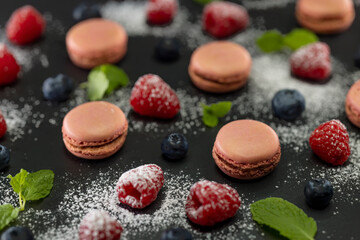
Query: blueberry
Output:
[[0, 145, 10, 171], [161, 227, 193, 240], [155, 37, 181, 62], [42, 74, 74, 102], [1, 226, 34, 240], [161, 133, 188, 160], [272, 89, 305, 121], [304, 178, 333, 209], [73, 2, 102, 23]]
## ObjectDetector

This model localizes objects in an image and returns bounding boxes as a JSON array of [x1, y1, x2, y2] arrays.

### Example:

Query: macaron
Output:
[[66, 18, 128, 69], [295, 0, 355, 34], [345, 80, 360, 127], [62, 101, 128, 160], [188, 41, 252, 93], [212, 120, 281, 180]]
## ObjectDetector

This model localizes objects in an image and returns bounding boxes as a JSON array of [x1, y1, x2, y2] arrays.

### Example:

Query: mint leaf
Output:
[[0, 204, 19, 231], [256, 30, 284, 53], [251, 197, 317, 240], [202, 110, 219, 127], [87, 64, 129, 100], [209, 101, 232, 118], [87, 70, 109, 101], [22, 170, 54, 201], [283, 28, 318, 51], [7, 169, 28, 194], [192, 0, 218, 5]]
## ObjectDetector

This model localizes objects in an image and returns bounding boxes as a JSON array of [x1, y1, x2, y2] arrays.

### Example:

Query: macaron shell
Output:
[[189, 41, 252, 82], [62, 101, 127, 146], [66, 18, 128, 69], [63, 131, 128, 160], [214, 120, 280, 164], [346, 80, 360, 127]]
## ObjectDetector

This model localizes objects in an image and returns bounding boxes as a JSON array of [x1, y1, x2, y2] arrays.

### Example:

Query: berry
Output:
[[78, 210, 123, 240], [0, 44, 20, 86], [202, 2, 249, 38], [0, 145, 10, 171], [73, 2, 102, 23], [130, 74, 180, 119], [185, 180, 240, 226], [0, 226, 34, 240], [147, 0, 178, 25], [161, 227, 193, 240], [155, 37, 181, 62], [116, 164, 164, 209], [0, 110, 7, 138], [304, 179, 333, 209], [290, 42, 332, 81], [6, 5, 46, 45], [309, 119, 350, 165], [161, 133, 188, 160], [272, 89, 306, 121], [42, 74, 74, 102]]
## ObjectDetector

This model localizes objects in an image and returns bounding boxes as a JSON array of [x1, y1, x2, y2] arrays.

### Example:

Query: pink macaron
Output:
[[296, 0, 355, 34], [188, 41, 252, 93], [66, 18, 128, 69], [346, 80, 360, 127], [62, 101, 128, 160], [212, 120, 281, 180]]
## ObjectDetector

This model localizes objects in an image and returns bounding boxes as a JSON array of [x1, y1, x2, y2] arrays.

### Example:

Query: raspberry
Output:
[[78, 210, 123, 240], [130, 74, 180, 119], [185, 180, 241, 226], [290, 42, 332, 81], [6, 5, 46, 45], [116, 164, 164, 209], [0, 44, 21, 86], [147, 0, 178, 25], [309, 120, 351, 166], [0, 110, 6, 139], [202, 2, 249, 38]]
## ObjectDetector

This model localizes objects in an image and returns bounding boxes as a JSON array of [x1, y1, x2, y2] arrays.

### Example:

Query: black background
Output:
[[0, 0, 360, 239]]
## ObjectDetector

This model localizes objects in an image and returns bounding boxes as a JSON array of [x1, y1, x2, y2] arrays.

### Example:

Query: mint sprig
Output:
[[85, 64, 129, 101], [0, 169, 54, 231], [256, 28, 318, 53], [250, 197, 317, 240], [192, 0, 218, 5], [201, 101, 232, 127]]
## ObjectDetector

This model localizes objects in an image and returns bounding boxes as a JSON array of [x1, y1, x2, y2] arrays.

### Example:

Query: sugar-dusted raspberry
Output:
[[0, 44, 21, 86], [116, 164, 164, 209], [6, 5, 46, 45], [185, 180, 241, 226], [0, 110, 6, 139], [130, 74, 180, 119], [78, 210, 123, 240], [290, 42, 332, 81], [309, 119, 350, 165], [147, 0, 178, 25], [202, 2, 249, 38]]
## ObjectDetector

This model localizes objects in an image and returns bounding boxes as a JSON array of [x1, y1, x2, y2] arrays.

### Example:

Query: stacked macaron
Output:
[[345, 80, 360, 127], [212, 120, 281, 179], [296, 0, 355, 34], [188, 41, 252, 93], [62, 101, 128, 160]]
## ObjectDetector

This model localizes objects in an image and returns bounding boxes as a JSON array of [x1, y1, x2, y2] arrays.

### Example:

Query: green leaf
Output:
[[22, 170, 54, 201], [100, 64, 129, 94], [283, 28, 318, 51], [0, 204, 20, 231], [209, 101, 232, 118], [256, 30, 284, 53], [87, 70, 109, 101], [192, 0, 218, 5], [251, 197, 317, 240], [202, 110, 219, 127], [7, 169, 28, 194]]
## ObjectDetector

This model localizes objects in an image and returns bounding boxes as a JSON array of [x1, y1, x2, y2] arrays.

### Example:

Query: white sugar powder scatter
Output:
[[0, 170, 257, 240]]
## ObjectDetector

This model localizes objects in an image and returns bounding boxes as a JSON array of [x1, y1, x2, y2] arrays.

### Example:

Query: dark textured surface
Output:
[[0, 0, 359, 239]]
